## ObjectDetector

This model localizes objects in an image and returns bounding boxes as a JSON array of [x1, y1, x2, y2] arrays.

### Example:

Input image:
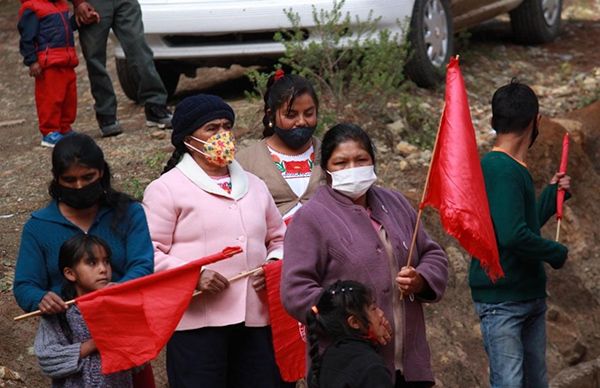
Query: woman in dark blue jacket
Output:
[[13, 133, 153, 314]]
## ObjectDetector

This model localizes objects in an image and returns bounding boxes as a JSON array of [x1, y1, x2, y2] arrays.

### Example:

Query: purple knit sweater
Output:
[[281, 185, 448, 383]]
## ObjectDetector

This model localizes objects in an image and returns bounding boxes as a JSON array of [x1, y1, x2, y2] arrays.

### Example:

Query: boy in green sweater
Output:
[[470, 80, 570, 388]]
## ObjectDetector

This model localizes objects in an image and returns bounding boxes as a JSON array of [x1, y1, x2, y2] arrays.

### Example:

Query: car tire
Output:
[[404, 0, 453, 88], [510, 0, 562, 44], [155, 62, 180, 100], [115, 58, 180, 103]]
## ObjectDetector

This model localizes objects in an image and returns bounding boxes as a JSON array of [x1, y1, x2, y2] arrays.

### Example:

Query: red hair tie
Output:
[[274, 69, 285, 81]]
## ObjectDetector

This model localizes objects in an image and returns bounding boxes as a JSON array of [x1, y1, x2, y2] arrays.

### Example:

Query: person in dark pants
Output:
[[73, 0, 172, 137]]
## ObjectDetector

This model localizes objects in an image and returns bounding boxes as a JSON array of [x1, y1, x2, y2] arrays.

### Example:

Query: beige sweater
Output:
[[236, 137, 325, 216]]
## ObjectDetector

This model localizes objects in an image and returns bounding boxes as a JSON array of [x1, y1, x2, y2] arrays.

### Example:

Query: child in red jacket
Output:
[[17, 0, 95, 147]]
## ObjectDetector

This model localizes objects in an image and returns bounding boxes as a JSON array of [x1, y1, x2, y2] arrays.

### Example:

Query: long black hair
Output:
[[58, 233, 113, 301], [162, 143, 188, 175], [262, 72, 319, 137], [48, 133, 135, 231], [306, 280, 374, 388], [320, 123, 376, 171]]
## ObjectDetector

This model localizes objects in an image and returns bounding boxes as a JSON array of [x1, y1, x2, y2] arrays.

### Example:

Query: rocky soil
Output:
[[1, 0, 599, 386]]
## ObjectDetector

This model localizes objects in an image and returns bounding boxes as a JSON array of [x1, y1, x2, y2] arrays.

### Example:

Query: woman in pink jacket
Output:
[[142, 94, 286, 388]]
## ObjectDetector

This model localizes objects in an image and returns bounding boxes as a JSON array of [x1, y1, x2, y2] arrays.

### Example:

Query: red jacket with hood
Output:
[[17, 0, 78, 68]]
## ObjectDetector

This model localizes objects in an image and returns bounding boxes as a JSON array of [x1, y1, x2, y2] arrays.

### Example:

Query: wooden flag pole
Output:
[[13, 300, 77, 321], [400, 97, 447, 300], [405, 100, 446, 270], [15, 267, 264, 321], [192, 267, 263, 297]]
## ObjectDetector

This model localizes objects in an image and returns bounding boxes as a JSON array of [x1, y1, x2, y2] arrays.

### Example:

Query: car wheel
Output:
[[115, 57, 140, 103], [155, 62, 180, 101], [510, 0, 562, 44], [404, 0, 453, 88], [115, 58, 180, 103]]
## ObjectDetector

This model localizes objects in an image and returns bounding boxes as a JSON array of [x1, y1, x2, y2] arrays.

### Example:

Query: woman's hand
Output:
[[38, 291, 68, 315], [395, 266, 425, 295], [251, 267, 267, 292], [197, 269, 229, 294]]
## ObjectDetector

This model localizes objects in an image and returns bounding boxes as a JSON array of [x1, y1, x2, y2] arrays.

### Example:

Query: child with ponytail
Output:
[[33, 233, 133, 387], [306, 280, 393, 388]]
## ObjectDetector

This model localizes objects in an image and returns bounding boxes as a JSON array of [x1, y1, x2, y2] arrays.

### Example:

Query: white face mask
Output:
[[328, 165, 377, 200]]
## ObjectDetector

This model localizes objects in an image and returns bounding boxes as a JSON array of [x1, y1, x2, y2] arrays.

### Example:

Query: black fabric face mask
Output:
[[273, 125, 315, 150], [56, 179, 105, 209]]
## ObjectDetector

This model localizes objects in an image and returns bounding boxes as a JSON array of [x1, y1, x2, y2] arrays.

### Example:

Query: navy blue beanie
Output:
[[171, 94, 235, 147]]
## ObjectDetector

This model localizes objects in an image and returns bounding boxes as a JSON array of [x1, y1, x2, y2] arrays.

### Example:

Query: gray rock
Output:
[[550, 357, 600, 388]]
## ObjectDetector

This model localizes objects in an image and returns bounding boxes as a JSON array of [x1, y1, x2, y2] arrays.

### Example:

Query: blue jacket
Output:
[[18, 0, 78, 67], [13, 200, 154, 312]]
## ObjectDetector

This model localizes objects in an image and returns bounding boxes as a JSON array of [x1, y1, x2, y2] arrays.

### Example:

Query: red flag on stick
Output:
[[77, 246, 242, 374], [263, 260, 306, 382], [555, 133, 569, 241], [420, 56, 503, 281], [556, 133, 569, 220]]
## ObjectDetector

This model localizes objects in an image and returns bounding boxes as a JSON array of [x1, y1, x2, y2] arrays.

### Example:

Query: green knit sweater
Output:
[[469, 151, 568, 303]]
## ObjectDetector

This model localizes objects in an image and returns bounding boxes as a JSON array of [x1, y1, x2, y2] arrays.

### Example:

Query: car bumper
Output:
[[113, 0, 414, 60]]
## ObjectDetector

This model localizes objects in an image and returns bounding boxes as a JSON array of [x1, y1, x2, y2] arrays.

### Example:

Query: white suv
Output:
[[113, 0, 562, 101]]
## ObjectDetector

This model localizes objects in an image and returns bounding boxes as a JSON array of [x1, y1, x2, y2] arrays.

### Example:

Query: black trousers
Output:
[[167, 323, 282, 388]]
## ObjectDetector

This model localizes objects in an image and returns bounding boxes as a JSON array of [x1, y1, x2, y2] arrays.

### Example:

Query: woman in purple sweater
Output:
[[281, 123, 448, 388]]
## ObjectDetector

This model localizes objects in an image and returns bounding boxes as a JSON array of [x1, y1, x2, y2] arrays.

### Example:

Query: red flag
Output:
[[263, 260, 306, 382], [77, 246, 242, 374], [556, 133, 569, 220], [420, 56, 503, 281]]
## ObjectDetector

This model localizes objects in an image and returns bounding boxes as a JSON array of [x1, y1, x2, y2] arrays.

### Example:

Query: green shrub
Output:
[[274, 0, 410, 123], [245, 0, 438, 149]]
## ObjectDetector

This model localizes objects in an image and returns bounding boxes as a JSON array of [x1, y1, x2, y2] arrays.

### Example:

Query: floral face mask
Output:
[[185, 131, 236, 167]]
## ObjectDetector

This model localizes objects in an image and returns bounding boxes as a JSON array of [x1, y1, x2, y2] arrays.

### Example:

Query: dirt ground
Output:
[[1, 0, 599, 387]]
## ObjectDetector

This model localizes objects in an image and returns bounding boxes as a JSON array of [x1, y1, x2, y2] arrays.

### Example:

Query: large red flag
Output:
[[263, 260, 306, 382], [77, 246, 242, 374], [420, 56, 503, 281]]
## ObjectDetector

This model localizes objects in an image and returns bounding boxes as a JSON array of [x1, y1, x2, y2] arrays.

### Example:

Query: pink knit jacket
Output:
[[143, 154, 285, 330]]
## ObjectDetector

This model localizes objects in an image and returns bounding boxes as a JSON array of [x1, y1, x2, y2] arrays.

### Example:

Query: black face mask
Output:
[[273, 125, 315, 150], [56, 179, 105, 209], [529, 118, 539, 149]]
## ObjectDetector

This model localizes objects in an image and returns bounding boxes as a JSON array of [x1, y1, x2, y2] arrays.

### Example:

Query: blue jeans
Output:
[[474, 298, 548, 388]]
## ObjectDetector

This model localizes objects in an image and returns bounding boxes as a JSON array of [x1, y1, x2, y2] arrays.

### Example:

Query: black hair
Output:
[[306, 280, 374, 388], [491, 79, 539, 134], [162, 143, 188, 175], [262, 73, 319, 137], [58, 233, 113, 300], [56, 234, 112, 342], [320, 123, 376, 171], [48, 133, 136, 231]]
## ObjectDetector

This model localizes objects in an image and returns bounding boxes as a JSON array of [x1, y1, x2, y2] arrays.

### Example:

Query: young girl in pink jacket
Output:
[[142, 94, 286, 388]]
